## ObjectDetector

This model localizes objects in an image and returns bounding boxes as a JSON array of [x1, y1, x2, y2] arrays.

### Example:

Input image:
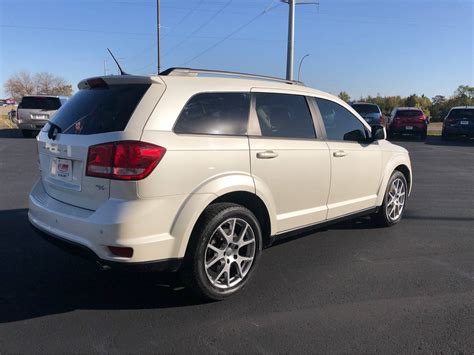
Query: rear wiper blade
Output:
[[48, 122, 62, 140]]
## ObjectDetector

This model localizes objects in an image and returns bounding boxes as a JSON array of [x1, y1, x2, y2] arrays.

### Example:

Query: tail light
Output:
[[86, 141, 166, 180], [379, 115, 384, 124]]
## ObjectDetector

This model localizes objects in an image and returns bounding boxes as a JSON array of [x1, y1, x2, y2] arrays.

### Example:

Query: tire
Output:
[[21, 130, 33, 138], [441, 131, 452, 141], [388, 130, 395, 140], [420, 131, 427, 140], [181, 202, 262, 300], [372, 171, 408, 227]]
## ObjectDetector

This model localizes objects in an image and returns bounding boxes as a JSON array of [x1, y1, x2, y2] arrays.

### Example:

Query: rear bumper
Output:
[[390, 124, 427, 134], [31, 224, 182, 272], [18, 120, 48, 131], [443, 125, 474, 137], [28, 180, 187, 266]]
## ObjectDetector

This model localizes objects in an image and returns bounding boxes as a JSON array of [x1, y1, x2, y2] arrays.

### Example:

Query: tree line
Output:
[[4, 71, 73, 102], [338, 85, 474, 121]]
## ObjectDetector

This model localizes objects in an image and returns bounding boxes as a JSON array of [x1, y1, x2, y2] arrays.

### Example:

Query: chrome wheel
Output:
[[386, 177, 406, 221], [204, 218, 256, 289]]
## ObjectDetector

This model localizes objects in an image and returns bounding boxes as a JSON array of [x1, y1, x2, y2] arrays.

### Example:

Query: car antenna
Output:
[[107, 48, 128, 75]]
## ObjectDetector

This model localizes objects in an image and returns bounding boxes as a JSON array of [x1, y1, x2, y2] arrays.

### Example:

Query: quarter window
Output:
[[316, 98, 367, 141], [255, 93, 316, 139], [174, 93, 250, 135]]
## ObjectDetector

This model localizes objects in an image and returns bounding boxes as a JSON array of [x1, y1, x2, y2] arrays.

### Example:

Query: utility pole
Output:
[[281, 0, 319, 80], [156, 0, 161, 74], [286, 0, 295, 80]]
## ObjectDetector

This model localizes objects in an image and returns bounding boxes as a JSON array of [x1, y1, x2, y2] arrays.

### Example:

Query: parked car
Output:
[[442, 106, 474, 140], [29, 69, 412, 300], [16, 95, 69, 137], [351, 102, 384, 126], [388, 107, 428, 140]]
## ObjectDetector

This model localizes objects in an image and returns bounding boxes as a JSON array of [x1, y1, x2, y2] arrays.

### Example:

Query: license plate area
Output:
[[405, 126, 413, 130], [460, 121, 469, 125], [51, 158, 73, 181]]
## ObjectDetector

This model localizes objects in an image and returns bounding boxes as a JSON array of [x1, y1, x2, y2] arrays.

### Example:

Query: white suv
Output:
[[29, 68, 412, 300]]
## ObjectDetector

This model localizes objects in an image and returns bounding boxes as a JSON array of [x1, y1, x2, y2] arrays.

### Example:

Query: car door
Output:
[[313, 97, 383, 220], [248, 90, 331, 233]]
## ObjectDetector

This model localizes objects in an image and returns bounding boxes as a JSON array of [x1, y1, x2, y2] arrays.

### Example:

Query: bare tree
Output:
[[4, 71, 36, 102], [3, 71, 73, 102]]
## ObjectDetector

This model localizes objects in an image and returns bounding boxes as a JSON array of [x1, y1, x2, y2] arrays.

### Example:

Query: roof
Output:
[[394, 107, 423, 111], [450, 106, 474, 110]]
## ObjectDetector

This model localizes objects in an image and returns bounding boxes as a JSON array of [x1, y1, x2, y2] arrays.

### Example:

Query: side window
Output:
[[315, 98, 367, 141], [255, 93, 316, 139], [174, 92, 250, 135]]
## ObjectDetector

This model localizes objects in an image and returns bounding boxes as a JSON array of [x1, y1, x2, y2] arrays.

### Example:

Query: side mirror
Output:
[[371, 124, 386, 141], [343, 129, 366, 142]]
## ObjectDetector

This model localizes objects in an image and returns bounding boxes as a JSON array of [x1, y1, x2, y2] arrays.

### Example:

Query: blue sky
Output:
[[0, 0, 473, 99]]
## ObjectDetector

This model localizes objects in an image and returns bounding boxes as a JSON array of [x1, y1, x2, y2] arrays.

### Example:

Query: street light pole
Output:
[[286, 0, 295, 80], [156, 0, 161, 74]]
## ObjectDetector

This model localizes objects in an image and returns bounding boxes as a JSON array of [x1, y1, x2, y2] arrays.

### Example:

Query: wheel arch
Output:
[[375, 155, 412, 206]]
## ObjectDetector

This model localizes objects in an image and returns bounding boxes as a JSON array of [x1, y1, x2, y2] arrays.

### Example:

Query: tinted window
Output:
[[174, 93, 250, 135], [351, 103, 379, 114], [19, 97, 61, 110], [47, 84, 149, 135], [255, 93, 315, 139], [316, 98, 367, 141], [448, 109, 474, 120], [396, 110, 423, 117]]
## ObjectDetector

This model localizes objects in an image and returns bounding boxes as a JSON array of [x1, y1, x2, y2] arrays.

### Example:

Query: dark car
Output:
[[388, 107, 428, 140], [442, 106, 474, 140], [351, 103, 384, 126]]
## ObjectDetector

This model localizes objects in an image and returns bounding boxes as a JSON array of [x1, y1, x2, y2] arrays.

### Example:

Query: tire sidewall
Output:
[[193, 206, 262, 300]]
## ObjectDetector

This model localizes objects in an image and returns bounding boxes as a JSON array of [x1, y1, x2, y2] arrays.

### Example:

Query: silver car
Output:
[[351, 102, 385, 127], [16, 95, 68, 137]]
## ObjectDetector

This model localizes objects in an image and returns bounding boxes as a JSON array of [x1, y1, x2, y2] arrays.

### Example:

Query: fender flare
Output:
[[375, 153, 412, 206]]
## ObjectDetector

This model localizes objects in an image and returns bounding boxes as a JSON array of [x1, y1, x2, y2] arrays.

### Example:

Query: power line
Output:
[[181, 0, 281, 66]]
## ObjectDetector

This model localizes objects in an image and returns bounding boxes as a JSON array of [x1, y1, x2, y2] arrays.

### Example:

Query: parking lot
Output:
[[0, 130, 473, 353]]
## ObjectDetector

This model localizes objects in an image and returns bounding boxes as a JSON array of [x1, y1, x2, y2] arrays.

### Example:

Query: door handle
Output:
[[256, 150, 279, 159], [333, 150, 347, 158]]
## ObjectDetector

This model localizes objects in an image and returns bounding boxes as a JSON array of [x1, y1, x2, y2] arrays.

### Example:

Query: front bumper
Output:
[[29, 180, 186, 268]]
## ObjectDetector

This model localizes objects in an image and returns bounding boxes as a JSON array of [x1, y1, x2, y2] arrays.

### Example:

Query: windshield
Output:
[[448, 109, 474, 120], [46, 84, 150, 135], [19, 97, 61, 110], [396, 110, 423, 117], [351, 104, 379, 114]]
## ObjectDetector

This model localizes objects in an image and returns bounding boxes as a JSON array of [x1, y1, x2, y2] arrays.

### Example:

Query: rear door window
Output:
[[174, 92, 250, 135], [47, 84, 150, 135], [19, 97, 61, 110], [254, 93, 316, 139]]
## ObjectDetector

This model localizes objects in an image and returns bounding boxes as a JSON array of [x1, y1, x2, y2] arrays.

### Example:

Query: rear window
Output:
[[174, 92, 250, 135], [396, 110, 423, 117], [351, 104, 379, 114], [448, 109, 474, 120], [19, 97, 61, 110], [47, 84, 150, 135]]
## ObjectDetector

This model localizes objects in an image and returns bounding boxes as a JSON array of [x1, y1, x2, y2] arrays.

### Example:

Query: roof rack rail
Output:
[[159, 67, 304, 85]]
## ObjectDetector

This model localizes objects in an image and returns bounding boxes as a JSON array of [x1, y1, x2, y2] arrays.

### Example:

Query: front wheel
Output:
[[181, 203, 262, 300], [372, 171, 408, 227]]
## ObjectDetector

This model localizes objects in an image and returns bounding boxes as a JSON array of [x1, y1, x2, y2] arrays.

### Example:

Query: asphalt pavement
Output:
[[0, 128, 473, 353]]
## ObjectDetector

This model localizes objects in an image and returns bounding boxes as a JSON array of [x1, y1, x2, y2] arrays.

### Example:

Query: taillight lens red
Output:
[[86, 141, 166, 180], [379, 115, 384, 124]]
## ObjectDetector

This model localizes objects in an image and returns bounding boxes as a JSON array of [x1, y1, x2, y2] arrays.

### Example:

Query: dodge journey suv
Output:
[[29, 68, 412, 300]]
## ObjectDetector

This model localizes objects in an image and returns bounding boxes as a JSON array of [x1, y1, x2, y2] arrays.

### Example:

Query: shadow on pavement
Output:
[[0, 209, 206, 324], [424, 136, 474, 147], [0, 129, 28, 139]]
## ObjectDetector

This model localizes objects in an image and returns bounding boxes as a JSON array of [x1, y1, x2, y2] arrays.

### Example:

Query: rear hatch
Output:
[[395, 109, 425, 126], [36, 76, 165, 210], [446, 109, 474, 127], [18, 96, 62, 122]]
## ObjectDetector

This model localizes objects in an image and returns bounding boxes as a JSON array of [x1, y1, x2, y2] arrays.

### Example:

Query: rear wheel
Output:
[[420, 131, 427, 140], [373, 171, 408, 227], [441, 131, 452, 141], [182, 203, 262, 300]]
